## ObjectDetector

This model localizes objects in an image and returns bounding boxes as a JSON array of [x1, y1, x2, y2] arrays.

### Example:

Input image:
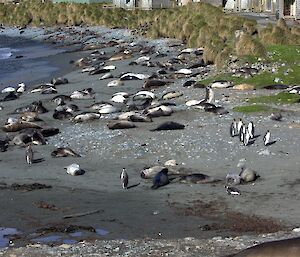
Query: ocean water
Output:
[[0, 35, 66, 90]]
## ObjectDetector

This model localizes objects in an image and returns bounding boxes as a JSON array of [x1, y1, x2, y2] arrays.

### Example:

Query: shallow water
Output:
[[0, 227, 21, 248], [0, 35, 65, 89]]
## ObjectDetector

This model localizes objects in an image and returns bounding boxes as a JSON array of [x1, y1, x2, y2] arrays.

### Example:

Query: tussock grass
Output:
[[233, 104, 278, 113], [247, 92, 300, 104], [0, 0, 299, 67]]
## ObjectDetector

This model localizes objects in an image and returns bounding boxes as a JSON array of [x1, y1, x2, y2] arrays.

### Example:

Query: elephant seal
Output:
[[179, 173, 221, 184], [107, 121, 136, 130], [143, 79, 172, 89], [11, 130, 46, 146], [73, 112, 101, 122], [162, 91, 183, 100], [224, 237, 300, 257], [210, 80, 233, 88], [2, 121, 42, 132], [20, 112, 43, 122], [14, 101, 48, 114], [150, 121, 185, 131], [239, 167, 258, 183], [141, 166, 166, 179], [64, 163, 85, 176], [51, 77, 68, 85], [145, 105, 173, 118], [151, 168, 169, 189], [0, 136, 9, 152], [51, 147, 81, 158], [53, 110, 73, 120]]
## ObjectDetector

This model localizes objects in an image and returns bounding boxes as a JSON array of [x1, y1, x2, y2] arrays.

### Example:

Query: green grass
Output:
[[233, 104, 278, 113], [0, 1, 299, 68], [247, 92, 300, 104], [201, 44, 300, 88]]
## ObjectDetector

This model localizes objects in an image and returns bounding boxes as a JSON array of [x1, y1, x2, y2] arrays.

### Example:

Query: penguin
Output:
[[237, 118, 243, 135], [247, 121, 254, 138], [151, 168, 169, 189], [225, 185, 241, 195], [230, 119, 238, 137], [243, 129, 251, 146], [239, 124, 246, 143], [120, 168, 129, 189], [264, 130, 271, 146], [25, 144, 33, 164]]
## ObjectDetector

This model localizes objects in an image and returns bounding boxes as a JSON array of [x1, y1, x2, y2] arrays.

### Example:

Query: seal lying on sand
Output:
[[151, 168, 169, 189], [2, 121, 42, 132], [224, 237, 300, 257], [51, 147, 81, 157], [107, 121, 136, 130], [179, 173, 221, 184], [150, 121, 185, 131]]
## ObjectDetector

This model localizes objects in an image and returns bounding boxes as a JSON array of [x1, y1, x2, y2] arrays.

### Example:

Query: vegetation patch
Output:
[[201, 44, 300, 88], [247, 92, 300, 104], [233, 104, 278, 113], [0, 0, 299, 67]]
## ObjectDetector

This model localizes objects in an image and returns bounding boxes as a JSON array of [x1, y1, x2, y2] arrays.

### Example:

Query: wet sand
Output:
[[0, 26, 300, 253]]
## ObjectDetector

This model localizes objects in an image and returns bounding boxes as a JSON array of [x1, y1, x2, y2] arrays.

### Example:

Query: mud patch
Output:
[[0, 183, 52, 191], [170, 199, 287, 234]]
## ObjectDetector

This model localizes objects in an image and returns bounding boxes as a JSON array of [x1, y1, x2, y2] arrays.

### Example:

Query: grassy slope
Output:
[[0, 0, 299, 67], [201, 45, 300, 89]]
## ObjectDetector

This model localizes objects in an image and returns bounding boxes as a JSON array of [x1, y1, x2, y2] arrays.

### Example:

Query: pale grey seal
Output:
[[107, 121, 136, 130]]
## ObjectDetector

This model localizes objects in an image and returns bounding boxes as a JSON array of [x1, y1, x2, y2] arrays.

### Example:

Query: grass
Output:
[[247, 92, 300, 104], [201, 44, 300, 88], [233, 104, 279, 113], [0, 1, 299, 68]]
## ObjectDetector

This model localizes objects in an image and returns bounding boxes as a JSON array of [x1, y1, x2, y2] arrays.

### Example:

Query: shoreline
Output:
[[0, 25, 300, 256]]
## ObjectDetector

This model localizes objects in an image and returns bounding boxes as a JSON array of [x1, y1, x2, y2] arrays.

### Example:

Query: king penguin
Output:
[[230, 119, 238, 137], [120, 168, 129, 189], [25, 144, 33, 164], [247, 121, 254, 138], [264, 130, 271, 146]]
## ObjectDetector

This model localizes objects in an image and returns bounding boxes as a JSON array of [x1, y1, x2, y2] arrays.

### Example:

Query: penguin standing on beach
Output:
[[237, 118, 243, 135], [247, 121, 254, 139], [264, 130, 271, 146], [225, 185, 241, 195], [120, 168, 129, 189], [243, 128, 251, 146], [239, 124, 246, 143], [230, 119, 238, 137], [25, 144, 33, 164]]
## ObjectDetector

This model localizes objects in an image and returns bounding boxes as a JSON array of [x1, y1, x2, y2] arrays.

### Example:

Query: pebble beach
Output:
[[0, 25, 300, 256]]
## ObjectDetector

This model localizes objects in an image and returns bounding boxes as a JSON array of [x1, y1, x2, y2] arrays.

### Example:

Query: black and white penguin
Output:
[[120, 168, 129, 189], [151, 168, 169, 189], [237, 118, 243, 135], [239, 124, 246, 143], [263, 130, 271, 146], [230, 119, 238, 137], [243, 129, 251, 146], [25, 144, 33, 164], [247, 121, 254, 138], [225, 185, 241, 195]]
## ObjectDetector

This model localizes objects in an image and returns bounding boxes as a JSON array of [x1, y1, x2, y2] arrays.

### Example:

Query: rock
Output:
[[258, 149, 271, 156]]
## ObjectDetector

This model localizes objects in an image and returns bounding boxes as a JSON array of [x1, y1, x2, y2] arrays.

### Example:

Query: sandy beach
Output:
[[0, 25, 300, 256]]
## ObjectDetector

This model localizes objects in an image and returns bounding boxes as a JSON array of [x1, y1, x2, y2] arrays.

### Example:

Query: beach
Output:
[[0, 25, 300, 256]]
